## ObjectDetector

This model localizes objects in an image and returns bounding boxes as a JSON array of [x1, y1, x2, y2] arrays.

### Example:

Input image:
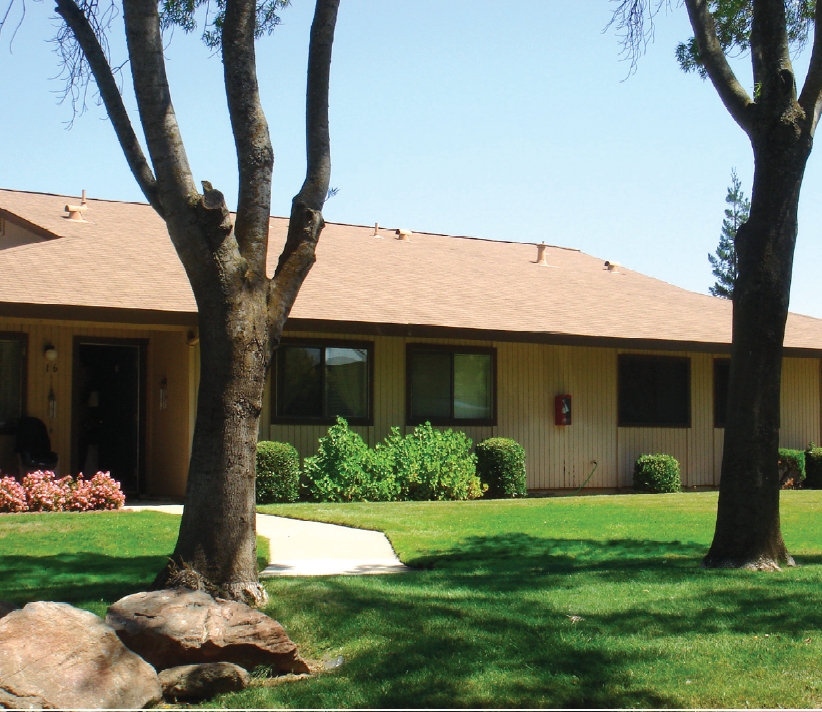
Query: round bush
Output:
[[633, 454, 681, 493], [476, 438, 527, 498], [256, 441, 300, 504]]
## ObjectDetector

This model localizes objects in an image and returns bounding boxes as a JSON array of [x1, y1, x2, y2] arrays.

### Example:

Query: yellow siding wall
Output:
[[2, 319, 818, 494], [267, 332, 822, 491], [0, 316, 191, 496]]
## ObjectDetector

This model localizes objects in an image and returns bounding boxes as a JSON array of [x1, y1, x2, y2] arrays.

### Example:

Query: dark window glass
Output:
[[279, 346, 322, 418], [618, 355, 690, 427], [410, 351, 451, 420], [714, 359, 730, 428], [454, 353, 492, 420], [275, 344, 370, 422], [0, 339, 24, 433], [408, 348, 494, 423], [325, 348, 368, 419]]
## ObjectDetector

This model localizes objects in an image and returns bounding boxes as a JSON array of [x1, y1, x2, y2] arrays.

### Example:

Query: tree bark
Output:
[[704, 118, 812, 570], [165, 288, 271, 604]]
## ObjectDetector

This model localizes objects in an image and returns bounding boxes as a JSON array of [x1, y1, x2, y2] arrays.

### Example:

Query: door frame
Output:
[[71, 336, 148, 494]]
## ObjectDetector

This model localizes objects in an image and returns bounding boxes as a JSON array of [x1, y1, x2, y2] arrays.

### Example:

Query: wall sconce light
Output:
[[44, 345, 58, 371]]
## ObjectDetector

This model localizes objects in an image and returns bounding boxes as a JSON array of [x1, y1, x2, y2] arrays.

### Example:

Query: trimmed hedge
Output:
[[778, 448, 806, 489], [256, 441, 300, 504], [633, 454, 681, 494], [476, 438, 527, 498], [805, 447, 822, 489]]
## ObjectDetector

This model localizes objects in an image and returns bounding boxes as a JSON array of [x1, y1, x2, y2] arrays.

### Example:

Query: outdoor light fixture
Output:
[[44, 345, 58, 361]]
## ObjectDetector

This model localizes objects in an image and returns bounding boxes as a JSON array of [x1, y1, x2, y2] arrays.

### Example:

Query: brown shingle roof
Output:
[[2, 188, 821, 353]]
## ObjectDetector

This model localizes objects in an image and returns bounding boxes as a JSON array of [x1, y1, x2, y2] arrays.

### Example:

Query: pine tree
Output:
[[708, 169, 750, 299]]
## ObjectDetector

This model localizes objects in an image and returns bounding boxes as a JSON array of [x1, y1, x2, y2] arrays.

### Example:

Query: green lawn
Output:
[[4, 493, 822, 707]]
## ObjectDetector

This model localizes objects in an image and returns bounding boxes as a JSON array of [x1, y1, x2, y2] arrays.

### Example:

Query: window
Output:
[[407, 345, 495, 425], [0, 334, 26, 434], [618, 355, 690, 427], [714, 358, 730, 428], [273, 341, 371, 424]]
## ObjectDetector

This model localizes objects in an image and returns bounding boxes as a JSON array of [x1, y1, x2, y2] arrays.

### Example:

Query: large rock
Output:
[[107, 588, 310, 674], [159, 662, 250, 701], [0, 601, 162, 710]]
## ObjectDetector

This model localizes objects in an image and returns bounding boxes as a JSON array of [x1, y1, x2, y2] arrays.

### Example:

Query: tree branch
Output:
[[222, 0, 273, 276], [122, 0, 197, 210], [684, 0, 756, 134], [268, 0, 339, 339], [798, 0, 822, 134], [294, 0, 338, 211], [55, 0, 164, 217], [750, 0, 796, 112]]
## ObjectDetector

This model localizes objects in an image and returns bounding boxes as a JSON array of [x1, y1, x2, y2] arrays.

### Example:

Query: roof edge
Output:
[[0, 209, 61, 241], [282, 319, 822, 358], [0, 302, 197, 327]]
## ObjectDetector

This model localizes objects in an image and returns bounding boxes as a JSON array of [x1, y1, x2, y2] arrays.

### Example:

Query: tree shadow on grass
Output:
[[247, 533, 822, 709], [0, 552, 168, 605]]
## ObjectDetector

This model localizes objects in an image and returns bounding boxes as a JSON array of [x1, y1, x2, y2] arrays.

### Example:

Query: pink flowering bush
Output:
[[23, 471, 71, 512], [71, 472, 126, 511], [0, 476, 28, 513], [0, 471, 125, 513]]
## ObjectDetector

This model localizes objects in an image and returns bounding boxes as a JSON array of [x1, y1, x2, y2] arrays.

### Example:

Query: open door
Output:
[[72, 340, 146, 495]]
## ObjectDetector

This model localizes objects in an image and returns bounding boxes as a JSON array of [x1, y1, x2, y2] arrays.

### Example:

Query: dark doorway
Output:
[[72, 340, 146, 495]]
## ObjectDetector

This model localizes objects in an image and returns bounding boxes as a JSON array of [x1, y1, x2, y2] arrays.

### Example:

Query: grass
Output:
[[4, 494, 822, 707], [0, 510, 270, 618]]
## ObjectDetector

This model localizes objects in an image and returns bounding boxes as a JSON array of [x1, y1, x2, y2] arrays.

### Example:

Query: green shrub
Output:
[[778, 448, 806, 488], [476, 438, 527, 498], [384, 423, 484, 501], [805, 446, 822, 489], [633, 454, 681, 494], [302, 418, 399, 502], [256, 441, 300, 504], [302, 419, 483, 502]]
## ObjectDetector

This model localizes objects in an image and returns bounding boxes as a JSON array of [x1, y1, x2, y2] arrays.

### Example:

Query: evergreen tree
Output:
[[708, 169, 750, 299]]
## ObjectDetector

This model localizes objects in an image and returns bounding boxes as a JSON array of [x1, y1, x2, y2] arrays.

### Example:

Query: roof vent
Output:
[[604, 260, 621, 272], [65, 190, 88, 222], [373, 222, 383, 238], [536, 243, 548, 266], [397, 228, 412, 242]]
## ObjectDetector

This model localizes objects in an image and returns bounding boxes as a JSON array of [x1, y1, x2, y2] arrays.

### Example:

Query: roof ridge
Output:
[[0, 189, 584, 252]]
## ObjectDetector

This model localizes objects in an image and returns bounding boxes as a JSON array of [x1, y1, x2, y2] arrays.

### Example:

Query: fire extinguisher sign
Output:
[[555, 395, 572, 426]]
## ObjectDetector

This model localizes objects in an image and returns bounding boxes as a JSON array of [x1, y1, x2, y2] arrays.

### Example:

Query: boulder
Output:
[[159, 662, 250, 701], [0, 601, 19, 620], [0, 601, 162, 710], [107, 588, 310, 674]]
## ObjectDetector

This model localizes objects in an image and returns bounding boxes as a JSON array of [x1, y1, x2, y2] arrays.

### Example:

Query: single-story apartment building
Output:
[[1, 188, 820, 496]]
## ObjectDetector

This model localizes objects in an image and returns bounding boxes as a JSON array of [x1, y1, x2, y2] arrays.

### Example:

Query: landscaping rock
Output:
[[0, 688, 49, 710], [159, 662, 250, 701], [0, 601, 19, 620], [107, 588, 310, 674], [0, 601, 162, 710]]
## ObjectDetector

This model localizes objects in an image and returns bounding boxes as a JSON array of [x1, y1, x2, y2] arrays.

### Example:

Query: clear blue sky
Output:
[[2, 1, 820, 317]]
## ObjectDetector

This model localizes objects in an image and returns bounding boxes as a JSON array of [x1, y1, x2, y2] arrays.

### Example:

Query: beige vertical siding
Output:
[[4, 317, 817, 494], [0, 316, 191, 496], [710, 358, 822, 481], [265, 331, 822, 491]]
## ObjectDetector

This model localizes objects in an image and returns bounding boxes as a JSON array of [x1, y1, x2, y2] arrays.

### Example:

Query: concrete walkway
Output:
[[126, 504, 411, 576]]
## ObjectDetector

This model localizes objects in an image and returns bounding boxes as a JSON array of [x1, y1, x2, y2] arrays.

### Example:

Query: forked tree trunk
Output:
[[704, 128, 812, 570]]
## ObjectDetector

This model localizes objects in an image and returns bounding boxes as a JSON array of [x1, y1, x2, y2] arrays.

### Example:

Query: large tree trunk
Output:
[[704, 126, 812, 570], [155, 283, 271, 604]]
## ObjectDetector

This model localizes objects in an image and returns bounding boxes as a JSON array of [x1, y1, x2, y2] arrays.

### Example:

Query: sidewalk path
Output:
[[126, 504, 411, 576]]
